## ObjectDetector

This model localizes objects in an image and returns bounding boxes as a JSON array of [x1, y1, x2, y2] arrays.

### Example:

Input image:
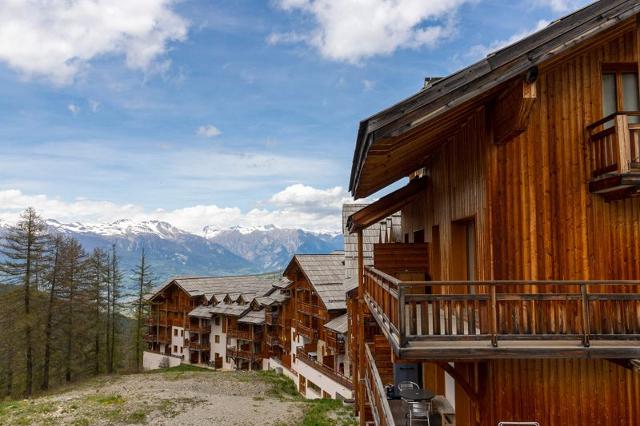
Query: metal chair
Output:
[[397, 381, 420, 391], [403, 399, 431, 426]]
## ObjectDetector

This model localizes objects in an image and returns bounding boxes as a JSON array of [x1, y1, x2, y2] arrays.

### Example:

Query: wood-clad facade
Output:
[[348, 3, 640, 425]]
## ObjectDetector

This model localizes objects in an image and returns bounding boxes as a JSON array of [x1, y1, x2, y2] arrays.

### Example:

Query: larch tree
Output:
[[41, 235, 64, 391], [0, 207, 49, 396], [131, 247, 155, 371], [86, 248, 109, 375], [107, 244, 123, 374]]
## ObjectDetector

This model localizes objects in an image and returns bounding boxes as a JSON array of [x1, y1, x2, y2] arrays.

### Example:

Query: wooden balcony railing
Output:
[[364, 343, 395, 426], [296, 321, 318, 340], [326, 335, 346, 354], [187, 325, 210, 334], [298, 301, 319, 317], [587, 112, 640, 179], [144, 333, 170, 343], [296, 348, 352, 390], [227, 329, 261, 340], [265, 310, 279, 325], [266, 336, 282, 347], [364, 266, 640, 359], [227, 346, 262, 360], [186, 341, 210, 351]]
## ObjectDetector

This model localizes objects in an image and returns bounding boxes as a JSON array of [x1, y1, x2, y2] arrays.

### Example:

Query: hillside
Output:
[[0, 367, 356, 425]]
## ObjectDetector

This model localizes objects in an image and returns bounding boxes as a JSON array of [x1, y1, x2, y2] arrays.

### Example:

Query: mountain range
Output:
[[9, 219, 344, 286]]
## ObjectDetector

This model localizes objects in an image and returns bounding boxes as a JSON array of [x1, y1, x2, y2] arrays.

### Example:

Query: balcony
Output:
[[227, 328, 261, 340], [363, 266, 640, 359], [144, 333, 170, 344], [296, 321, 318, 340], [266, 336, 283, 347], [298, 301, 319, 317], [296, 348, 352, 390], [586, 112, 640, 200], [187, 324, 210, 334], [227, 346, 262, 361], [186, 341, 210, 351], [265, 310, 279, 325]]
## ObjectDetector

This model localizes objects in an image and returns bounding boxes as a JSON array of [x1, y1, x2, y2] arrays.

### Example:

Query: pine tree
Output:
[[131, 247, 155, 370], [0, 207, 49, 396]]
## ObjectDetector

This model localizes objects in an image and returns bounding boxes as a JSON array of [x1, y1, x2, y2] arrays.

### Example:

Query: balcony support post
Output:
[[398, 285, 407, 347], [615, 113, 631, 174], [581, 283, 591, 348], [490, 285, 498, 347]]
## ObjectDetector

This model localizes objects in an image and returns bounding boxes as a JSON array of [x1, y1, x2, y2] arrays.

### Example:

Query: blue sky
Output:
[[0, 0, 590, 233]]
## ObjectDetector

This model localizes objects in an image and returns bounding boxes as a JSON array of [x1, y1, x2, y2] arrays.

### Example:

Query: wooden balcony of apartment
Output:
[[266, 336, 283, 347], [227, 328, 262, 341], [587, 112, 640, 200], [326, 335, 346, 355], [187, 324, 210, 334], [296, 321, 318, 340], [227, 346, 262, 361], [364, 266, 640, 360], [144, 333, 170, 344], [295, 347, 352, 390], [363, 342, 454, 426], [298, 301, 319, 317], [265, 310, 279, 325], [186, 341, 210, 351]]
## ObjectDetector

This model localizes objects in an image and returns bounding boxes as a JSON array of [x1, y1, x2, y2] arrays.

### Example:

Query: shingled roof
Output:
[[324, 313, 348, 334], [285, 253, 347, 311], [149, 274, 277, 302]]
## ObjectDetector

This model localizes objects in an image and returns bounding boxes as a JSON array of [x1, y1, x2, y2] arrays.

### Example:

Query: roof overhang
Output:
[[348, 0, 640, 198], [348, 176, 427, 233]]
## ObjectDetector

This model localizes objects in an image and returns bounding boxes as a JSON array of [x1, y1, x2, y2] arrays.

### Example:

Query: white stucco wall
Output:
[[142, 351, 182, 370], [294, 357, 353, 400], [170, 326, 185, 358]]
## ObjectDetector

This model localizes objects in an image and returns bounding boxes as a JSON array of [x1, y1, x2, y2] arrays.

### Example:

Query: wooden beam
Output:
[[435, 361, 479, 402], [348, 176, 427, 233], [492, 79, 537, 145]]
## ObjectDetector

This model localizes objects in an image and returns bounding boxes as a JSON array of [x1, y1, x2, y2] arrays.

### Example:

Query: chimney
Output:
[[423, 76, 443, 89]]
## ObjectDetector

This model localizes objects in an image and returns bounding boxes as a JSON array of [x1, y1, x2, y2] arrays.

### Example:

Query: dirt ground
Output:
[[0, 368, 308, 425]]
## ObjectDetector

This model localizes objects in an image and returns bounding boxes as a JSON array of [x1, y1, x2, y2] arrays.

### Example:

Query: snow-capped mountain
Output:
[[0, 218, 344, 285], [204, 225, 343, 271], [45, 219, 257, 283]]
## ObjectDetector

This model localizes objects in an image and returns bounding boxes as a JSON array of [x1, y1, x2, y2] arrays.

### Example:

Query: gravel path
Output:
[[1, 370, 306, 425]]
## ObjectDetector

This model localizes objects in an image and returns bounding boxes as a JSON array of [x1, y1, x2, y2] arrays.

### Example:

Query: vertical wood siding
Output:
[[398, 23, 640, 425]]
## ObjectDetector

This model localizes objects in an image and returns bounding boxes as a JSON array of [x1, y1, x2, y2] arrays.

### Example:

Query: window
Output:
[[173, 345, 178, 352], [215, 317, 220, 326], [180, 330, 184, 337], [215, 335, 220, 344], [602, 64, 640, 126], [413, 229, 425, 243], [180, 347, 183, 354], [174, 329, 178, 336]]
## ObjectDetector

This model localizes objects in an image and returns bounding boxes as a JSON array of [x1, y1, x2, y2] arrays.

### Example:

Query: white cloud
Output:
[[269, 184, 351, 213], [467, 20, 550, 60], [68, 103, 80, 114], [270, 0, 470, 63], [0, 0, 188, 85], [89, 99, 101, 112], [535, 0, 586, 12], [197, 124, 222, 138], [0, 185, 356, 234], [362, 79, 375, 91]]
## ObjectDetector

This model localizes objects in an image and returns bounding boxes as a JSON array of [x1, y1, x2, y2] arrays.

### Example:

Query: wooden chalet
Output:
[[145, 274, 276, 369], [283, 253, 355, 397], [347, 1, 640, 425]]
